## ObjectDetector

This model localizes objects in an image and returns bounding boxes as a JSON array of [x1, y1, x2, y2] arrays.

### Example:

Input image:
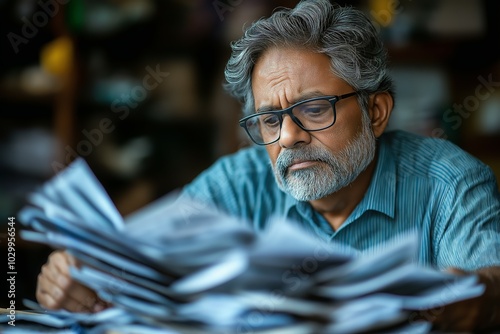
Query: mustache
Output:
[[275, 147, 333, 172]]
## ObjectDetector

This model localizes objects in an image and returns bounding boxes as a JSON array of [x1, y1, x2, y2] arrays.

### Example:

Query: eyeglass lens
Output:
[[244, 98, 335, 144]]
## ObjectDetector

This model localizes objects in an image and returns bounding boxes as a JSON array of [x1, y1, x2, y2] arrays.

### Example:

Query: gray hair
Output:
[[224, 0, 394, 116]]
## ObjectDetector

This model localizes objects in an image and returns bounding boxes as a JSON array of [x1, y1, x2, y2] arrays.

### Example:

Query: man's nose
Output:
[[278, 115, 311, 148]]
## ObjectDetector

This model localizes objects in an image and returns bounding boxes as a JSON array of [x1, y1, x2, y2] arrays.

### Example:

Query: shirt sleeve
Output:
[[434, 164, 500, 271], [177, 147, 286, 230], [178, 157, 241, 215], [176, 147, 273, 221]]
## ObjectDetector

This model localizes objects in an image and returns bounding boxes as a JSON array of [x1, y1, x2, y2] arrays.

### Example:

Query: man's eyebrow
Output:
[[255, 91, 326, 113]]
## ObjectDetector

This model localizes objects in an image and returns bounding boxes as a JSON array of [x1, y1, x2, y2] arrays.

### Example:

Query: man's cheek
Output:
[[265, 147, 280, 166]]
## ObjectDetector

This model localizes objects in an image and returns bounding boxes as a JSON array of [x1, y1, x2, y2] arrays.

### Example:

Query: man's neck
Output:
[[309, 151, 378, 231]]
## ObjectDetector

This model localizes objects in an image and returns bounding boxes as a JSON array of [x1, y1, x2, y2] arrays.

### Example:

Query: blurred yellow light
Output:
[[41, 36, 74, 78], [369, 0, 395, 27]]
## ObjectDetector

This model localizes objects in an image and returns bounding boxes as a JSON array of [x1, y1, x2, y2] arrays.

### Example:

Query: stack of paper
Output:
[[12, 158, 484, 334]]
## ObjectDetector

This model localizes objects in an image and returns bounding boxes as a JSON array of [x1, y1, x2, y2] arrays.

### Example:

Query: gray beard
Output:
[[271, 115, 376, 201]]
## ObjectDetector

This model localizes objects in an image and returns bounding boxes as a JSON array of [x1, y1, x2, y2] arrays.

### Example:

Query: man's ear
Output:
[[368, 91, 394, 138]]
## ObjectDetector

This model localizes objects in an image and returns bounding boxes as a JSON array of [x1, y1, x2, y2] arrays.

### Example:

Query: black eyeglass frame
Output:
[[239, 91, 358, 145]]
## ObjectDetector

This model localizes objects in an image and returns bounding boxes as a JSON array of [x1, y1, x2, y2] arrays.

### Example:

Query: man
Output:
[[36, 0, 500, 331]]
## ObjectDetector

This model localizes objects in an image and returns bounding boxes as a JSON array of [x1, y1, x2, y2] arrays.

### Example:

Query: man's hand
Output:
[[36, 250, 108, 313], [414, 267, 500, 332], [430, 268, 484, 331]]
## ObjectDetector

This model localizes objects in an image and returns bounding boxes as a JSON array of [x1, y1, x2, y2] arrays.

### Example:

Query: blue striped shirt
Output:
[[181, 130, 500, 270]]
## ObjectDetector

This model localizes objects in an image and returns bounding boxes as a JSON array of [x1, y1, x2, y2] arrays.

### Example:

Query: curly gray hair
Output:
[[224, 0, 394, 116]]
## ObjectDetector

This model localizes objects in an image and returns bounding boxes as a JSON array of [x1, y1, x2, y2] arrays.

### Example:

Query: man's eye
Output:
[[262, 115, 280, 127], [301, 105, 330, 116]]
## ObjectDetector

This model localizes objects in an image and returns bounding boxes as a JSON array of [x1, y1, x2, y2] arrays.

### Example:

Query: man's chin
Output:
[[285, 189, 330, 202], [280, 179, 337, 201], [281, 172, 359, 201]]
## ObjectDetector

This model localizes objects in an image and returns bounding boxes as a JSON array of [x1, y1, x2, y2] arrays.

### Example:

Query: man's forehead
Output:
[[250, 48, 350, 110]]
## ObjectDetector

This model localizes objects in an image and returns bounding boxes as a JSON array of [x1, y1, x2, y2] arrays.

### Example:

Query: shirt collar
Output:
[[283, 135, 397, 221]]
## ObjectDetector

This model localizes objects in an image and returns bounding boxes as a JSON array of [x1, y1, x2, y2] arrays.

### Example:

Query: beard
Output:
[[271, 112, 376, 201]]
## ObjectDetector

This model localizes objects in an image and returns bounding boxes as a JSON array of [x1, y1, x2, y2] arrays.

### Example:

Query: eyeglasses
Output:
[[239, 92, 358, 145]]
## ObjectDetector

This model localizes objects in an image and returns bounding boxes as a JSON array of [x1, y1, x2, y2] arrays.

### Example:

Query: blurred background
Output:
[[1, 0, 499, 307]]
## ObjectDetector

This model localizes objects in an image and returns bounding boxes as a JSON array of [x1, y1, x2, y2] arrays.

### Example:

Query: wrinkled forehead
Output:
[[251, 47, 350, 111]]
